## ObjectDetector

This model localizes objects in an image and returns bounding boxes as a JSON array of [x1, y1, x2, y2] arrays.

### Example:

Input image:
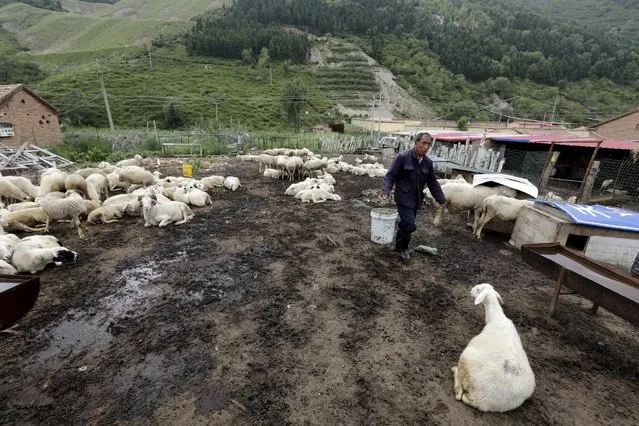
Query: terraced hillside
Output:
[[311, 40, 433, 119], [0, 1, 223, 53]]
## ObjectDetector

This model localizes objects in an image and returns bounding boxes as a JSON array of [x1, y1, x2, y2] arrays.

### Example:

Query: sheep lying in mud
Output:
[[116, 154, 143, 167], [223, 176, 241, 191], [11, 235, 78, 274], [0, 207, 49, 233], [452, 284, 535, 412], [139, 194, 193, 227], [87, 204, 127, 224]]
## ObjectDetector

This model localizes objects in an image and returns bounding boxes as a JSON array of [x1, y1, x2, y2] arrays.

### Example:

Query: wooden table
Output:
[[521, 242, 639, 326]]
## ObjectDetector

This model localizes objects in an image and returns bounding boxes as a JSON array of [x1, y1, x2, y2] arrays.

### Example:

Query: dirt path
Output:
[[1, 158, 637, 425]]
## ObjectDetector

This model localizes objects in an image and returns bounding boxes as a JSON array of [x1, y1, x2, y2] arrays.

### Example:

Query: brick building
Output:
[[589, 109, 639, 141], [0, 84, 62, 147]]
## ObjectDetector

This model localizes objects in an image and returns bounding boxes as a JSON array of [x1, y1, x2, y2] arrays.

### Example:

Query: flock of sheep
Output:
[[0, 155, 241, 275], [238, 149, 387, 203], [0, 148, 546, 413]]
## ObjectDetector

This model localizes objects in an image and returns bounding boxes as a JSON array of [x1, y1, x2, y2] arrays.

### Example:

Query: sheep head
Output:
[[471, 283, 504, 305]]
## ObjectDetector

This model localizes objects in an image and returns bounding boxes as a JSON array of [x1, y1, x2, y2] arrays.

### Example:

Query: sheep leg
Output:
[[433, 203, 447, 226], [75, 217, 85, 239], [174, 213, 189, 225], [44, 217, 51, 233], [472, 206, 482, 233], [158, 217, 172, 227], [8, 222, 47, 233], [451, 366, 463, 401], [102, 219, 119, 224], [474, 210, 495, 240]]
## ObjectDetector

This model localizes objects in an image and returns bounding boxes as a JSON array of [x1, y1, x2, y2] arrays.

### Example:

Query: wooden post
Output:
[[538, 142, 555, 189], [631, 251, 639, 278], [577, 140, 602, 202], [577, 160, 600, 204], [550, 267, 566, 316]]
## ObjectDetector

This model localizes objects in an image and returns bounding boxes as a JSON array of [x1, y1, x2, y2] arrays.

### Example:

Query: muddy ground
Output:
[[1, 157, 638, 425]]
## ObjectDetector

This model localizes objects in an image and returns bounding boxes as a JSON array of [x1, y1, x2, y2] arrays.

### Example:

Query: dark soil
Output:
[[1, 157, 638, 425]]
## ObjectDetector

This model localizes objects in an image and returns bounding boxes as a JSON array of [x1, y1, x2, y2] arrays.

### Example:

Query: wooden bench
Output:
[[521, 242, 639, 326]]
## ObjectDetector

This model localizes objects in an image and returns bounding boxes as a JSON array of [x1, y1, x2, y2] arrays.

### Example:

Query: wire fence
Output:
[[589, 157, 639, 198]]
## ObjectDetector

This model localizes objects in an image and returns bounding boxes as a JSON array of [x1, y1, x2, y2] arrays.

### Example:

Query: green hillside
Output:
[[498, 0, 639, 42], [30, 45, 333, 132], [91, 0, 230, 20], [0, 3, 191, 53]]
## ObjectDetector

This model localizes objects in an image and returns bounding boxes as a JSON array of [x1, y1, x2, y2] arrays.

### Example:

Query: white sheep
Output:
[[2, 176, 38, 199], [7, 202, 39, 212], [85, 173, 110, 202], [223, 176, 241, 191], [452, 284, 535, 412], [74, 167, 106, 178], [302, 157, 328, 177], [64, 174, 88, 197], [139, 194, 194, 227], [119, 168, 159, 187], [0, 178, 32, 203], [263, 168, 283, 179], [473, 195, 533, 240], [0, 233, 20, 261], [37, 171, 68, 198], [87, 204, 127, 224], [294, 188, 341, 203], [600, 179, 614, 191], [116, 154, 143, 167], [201, 176, 225, 189], [0, 259, 17, 275], [0, 208, 48, 233], [166, 186, 212, 207], [39, 190, 88, 238], [11, 235, 77, 274], [433, 182, 517, 229]]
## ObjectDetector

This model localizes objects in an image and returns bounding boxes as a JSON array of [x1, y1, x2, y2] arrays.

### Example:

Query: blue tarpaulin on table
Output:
[[534, 201, 639, 232]]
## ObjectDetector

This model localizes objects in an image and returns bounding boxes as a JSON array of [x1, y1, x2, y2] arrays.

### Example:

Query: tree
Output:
[[257, 47, 270, 69], [164, 102, 184, 129], [241, 48, 255, 65], [281, 80, 307, 133], [62, 92, 93, 127]]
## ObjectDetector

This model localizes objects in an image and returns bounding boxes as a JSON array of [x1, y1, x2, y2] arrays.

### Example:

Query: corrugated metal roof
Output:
[[491, 135, 639, 150]]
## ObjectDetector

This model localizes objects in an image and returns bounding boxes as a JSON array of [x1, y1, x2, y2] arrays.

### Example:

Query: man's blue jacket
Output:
[[382, 149, 446, 210]]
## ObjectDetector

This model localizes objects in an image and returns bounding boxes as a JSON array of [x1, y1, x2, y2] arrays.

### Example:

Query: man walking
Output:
[[381, 132, 446, 262]]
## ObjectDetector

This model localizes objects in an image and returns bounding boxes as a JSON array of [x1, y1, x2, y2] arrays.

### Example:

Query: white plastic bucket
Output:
[[370, 208, 398, 245]]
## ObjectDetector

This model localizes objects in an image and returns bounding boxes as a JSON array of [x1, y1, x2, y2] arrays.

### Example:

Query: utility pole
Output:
[[96, 60, 115, 132], [550, 95, 558, 123], [378, 93, 382, 139], [269, 63, 272, 86], [215, 102, 218, 123], [147, 42, 152, 69]]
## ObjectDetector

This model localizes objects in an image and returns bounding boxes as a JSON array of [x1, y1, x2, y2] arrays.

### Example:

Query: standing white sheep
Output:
[[452, 284, 535, 412], [39, 190, 88, 238], [473, 195, 533, 240]]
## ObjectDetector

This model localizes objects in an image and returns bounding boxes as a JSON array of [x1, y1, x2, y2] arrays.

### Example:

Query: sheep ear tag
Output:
[[474, 291, 487, 305]]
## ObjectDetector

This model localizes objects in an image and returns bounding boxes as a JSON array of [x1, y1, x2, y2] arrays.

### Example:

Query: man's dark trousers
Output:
[[395, 204, 417, 252]]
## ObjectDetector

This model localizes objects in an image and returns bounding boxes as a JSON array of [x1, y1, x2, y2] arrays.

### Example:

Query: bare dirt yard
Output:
[[1, 157, 638, 425]]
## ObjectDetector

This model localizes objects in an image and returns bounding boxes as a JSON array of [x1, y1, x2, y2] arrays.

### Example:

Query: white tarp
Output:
[[472, 173, 539, 198]]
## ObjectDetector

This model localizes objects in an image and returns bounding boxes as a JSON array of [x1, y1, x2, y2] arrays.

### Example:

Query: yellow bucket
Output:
[[182, 164, 192, 177]]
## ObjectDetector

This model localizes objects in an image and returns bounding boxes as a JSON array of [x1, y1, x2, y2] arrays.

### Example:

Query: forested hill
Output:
[[500, 0, 639, 43]]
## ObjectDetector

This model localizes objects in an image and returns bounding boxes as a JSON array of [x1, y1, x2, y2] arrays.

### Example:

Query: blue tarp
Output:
[[491, 137, 531, 143], [534, 201, 639, 233]]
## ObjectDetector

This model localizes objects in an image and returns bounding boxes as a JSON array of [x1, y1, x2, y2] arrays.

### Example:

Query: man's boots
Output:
[[396, 230, 411, 262]]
